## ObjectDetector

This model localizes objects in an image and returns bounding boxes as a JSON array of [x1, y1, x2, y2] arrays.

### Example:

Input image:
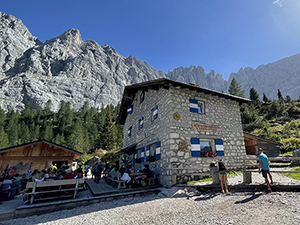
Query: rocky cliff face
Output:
[[228, 53, 300, 100], [0, 12, 299, 112], [0, 12, 165, 111], [167, 66, 228, 92]]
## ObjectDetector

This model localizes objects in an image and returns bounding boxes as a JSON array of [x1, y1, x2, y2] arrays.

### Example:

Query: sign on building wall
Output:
[[136, 133, 146, 142], [192, 122, 220, 132]]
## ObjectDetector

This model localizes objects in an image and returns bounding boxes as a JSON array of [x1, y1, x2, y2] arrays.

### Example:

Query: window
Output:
[[146, 141, 161, 162], [127, 105, 133, 114], [136, 148, 141, 163], [190, 99, 205, 114], [191, 138, 223, 158], [128, 126, 132, 137], [200, 139, 216, 157], [140, 92, 144, 103], [139, 117, 144, 129], [151, 105, 158, 121], [149, 143, 156, 162]]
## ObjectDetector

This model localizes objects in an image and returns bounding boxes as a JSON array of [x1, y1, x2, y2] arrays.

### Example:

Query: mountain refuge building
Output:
[[0, 140, 82, 174], [118, 78, 251, 187]]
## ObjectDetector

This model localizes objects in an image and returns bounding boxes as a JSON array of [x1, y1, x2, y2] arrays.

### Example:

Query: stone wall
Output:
[[123, 84, 247, 187], [123, 87, 172, 185]]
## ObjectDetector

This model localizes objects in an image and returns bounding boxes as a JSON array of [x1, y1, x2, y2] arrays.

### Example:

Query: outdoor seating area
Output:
[[0, 164, 86, 205], [102, 164, 157, 189]]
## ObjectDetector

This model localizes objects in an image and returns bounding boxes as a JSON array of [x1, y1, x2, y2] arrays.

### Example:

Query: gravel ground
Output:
[[2, 171, 300, 225]]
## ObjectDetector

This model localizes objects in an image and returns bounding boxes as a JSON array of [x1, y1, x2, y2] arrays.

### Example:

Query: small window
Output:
[[190, 99, 205, 114], [198, 101, 204, 114], [128, 126, 132, 137], [139, 117, 144, 129], [140, 92, 144, 103], [191, 138, 216, 158], [127, 105, 133, 114], [151, 105, 158, 121], [149, 143, 156, 162], [200, 140, 215, 157]]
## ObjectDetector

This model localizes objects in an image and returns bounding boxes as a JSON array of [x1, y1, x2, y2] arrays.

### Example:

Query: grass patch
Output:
[[228, 171, 242, 177], [187, 171, 242, 184], [187, 177, 212, 184], [281, 167, 300, 180], [282, 151, 293, 157]]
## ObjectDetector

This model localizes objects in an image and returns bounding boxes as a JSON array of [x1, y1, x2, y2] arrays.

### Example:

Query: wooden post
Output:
[[73, 180, 79, 199], [30, 182, 37, 204]]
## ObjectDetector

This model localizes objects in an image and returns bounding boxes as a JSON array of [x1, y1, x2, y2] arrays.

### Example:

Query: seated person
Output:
[[33, 173, 44, 182], [119, 165, 126, 176], [44, 170, 58, 181], [2, 175, 12, 185], [0, 176, 11, 200], [64, 169, 75, 188], [120, 169, 133, 187], [13, 173, 21, 182], [75, 168, 83, 178], [141, 164, 153, 182]]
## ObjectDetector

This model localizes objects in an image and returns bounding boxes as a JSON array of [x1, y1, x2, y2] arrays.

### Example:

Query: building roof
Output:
[[244, 132, 282, 146], [0, 140, 84, 155], [119, 78, 251, 124]]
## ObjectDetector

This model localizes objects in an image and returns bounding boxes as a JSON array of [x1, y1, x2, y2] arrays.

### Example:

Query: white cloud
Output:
[[273, 0, 285, 7]]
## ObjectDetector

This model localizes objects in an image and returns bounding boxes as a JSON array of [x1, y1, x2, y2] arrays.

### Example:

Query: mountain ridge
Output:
[[0, 11, 299, 112]]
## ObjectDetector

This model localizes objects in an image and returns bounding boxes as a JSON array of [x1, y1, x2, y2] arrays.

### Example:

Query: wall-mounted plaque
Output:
[[173, 112, 180, 120], [136, 133, 146, 142], [179, 141, 188, 151]]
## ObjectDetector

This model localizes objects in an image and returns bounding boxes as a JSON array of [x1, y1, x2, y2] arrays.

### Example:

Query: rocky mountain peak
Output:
[[45, 28, 83, 46]]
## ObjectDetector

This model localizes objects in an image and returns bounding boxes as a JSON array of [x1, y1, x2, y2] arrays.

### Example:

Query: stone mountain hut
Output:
[[118, 78, 251, 187]]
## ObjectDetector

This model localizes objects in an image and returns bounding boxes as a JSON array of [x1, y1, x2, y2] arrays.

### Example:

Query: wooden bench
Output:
[[109, 172, 127, 189], [24, 178, 84, 204]]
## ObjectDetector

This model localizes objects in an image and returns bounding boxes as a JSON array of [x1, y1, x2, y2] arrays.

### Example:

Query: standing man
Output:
[[95, 160, 104, 183], [84, 164, 90, 178], [258, 148, 273, 194]]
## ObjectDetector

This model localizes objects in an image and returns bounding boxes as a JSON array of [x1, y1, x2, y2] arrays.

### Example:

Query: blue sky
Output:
[[2, 0, 300, 80]]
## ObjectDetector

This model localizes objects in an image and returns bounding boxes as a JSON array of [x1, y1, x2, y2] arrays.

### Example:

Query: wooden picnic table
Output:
[[130, 172, 144, 179]]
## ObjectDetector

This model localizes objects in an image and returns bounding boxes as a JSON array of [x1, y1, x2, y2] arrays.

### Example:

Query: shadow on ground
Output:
[[234, 192, 263, 204]]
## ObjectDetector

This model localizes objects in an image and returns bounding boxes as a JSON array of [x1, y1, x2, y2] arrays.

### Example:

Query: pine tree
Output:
[[0, 125, 9, 148], [54, 133, 66, 146], [263, 93, 270, 103], [249, 88, 259, 101], [44, 100, 53, 115], [6, 109, 21, 146], [98, 108, 115, 151], [277, 89, 284, 100], [20, 121, 31, 143], [67, 118, 85, 152], [41, 120, 53, 141], [30, 123, 40, 141], [228, 78, 245, 97]]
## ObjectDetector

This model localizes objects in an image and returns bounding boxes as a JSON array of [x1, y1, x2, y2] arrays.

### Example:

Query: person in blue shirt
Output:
[[258, 148, 273, 194]]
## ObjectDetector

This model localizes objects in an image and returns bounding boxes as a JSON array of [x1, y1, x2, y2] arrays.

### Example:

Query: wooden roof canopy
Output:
[[0, 140, 83, 156], [244, 132, 282, 146], [118, 78, 251, 124]]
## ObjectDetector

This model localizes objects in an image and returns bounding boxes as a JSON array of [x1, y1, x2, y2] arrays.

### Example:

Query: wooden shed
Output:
[[244, 133, 282, 157], [0, 140, 82, 173]]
